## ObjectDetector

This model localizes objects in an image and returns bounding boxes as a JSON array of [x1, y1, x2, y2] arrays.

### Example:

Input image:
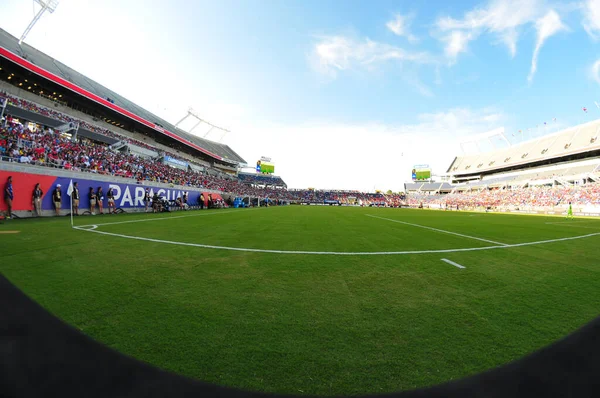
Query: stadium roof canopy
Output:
[[447, 118, 600, 179], [0, 28, 246, 165]]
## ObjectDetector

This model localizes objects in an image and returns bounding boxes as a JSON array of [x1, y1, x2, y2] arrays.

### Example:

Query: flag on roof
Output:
[[552, 117, 557, 122], [583, 107, 588, 113], [595, 102, 600, 109], [544, 122, 547, 125]]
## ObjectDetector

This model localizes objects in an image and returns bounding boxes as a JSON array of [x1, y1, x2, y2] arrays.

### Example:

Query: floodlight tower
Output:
[[174, 107, 231, 142], [19, 0, 60, 45]]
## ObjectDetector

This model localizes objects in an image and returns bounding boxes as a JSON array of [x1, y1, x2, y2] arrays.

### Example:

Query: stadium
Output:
[[1, 2, 600, 397]]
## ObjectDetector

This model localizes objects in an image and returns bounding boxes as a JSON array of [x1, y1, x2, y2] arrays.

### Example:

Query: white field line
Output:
[[441, 258, 465, 269], [366, 214, 509, 246], [72, 226, 600, 256], [76, 209, 256, 228]]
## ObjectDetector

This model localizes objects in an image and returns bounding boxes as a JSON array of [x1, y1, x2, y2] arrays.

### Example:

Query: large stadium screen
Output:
[[261, 162, 275, 174], [256, 160, 275, 174], [412, 165, 431, 181]]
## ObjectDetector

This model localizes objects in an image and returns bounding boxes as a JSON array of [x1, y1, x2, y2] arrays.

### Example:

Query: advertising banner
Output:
[[164, 156, 188, 169], [0, 170, 221, 212]]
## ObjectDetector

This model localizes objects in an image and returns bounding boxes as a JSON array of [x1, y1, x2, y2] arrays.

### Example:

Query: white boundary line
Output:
[[76, 209, 255, 228], [366, 214, 509, 246], [441, 258, 465, 269], [73, 225, 600, 256]]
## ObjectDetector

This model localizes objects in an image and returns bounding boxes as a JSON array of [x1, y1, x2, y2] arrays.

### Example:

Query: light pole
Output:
[[18, 0, 60, 45]]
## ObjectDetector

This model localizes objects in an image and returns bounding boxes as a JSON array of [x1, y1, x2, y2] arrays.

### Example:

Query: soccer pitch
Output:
[[1, 206, 600, 395]]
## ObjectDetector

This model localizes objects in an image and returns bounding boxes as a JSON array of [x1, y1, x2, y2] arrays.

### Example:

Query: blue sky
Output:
[[1, 0, 600, 190]]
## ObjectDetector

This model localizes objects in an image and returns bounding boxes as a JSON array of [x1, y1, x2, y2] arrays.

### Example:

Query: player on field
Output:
[[566, 201, 574, 219]]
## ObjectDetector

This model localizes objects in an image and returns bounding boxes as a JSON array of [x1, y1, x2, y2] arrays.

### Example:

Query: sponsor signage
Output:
[[164, 155, 188, 168], [0, 170, 222, 211]]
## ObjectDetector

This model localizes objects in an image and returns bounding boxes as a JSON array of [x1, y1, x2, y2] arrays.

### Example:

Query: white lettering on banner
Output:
[[110, 184, 121, 201], [134, 187, 145, 206], [121, 187, 133, 207], [164, 156, 188, 168], [149, 188, 155, 198], [157, 189, 166, 198]]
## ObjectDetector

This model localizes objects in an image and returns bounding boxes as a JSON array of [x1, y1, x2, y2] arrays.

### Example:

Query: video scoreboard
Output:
[[412, 164, 431, 181], [256, 156, 275, 174]]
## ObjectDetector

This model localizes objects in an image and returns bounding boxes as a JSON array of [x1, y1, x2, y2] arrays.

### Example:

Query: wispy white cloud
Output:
[[583, 0, 600, 39], [442, 30, 476, 63], [403, 73, 435, 97], [528, 10, 567, 83], [434, 0, 572, 81], [310, 35, 435, 78], [435, 0, 546, 60], [386, 13, 418, 43], [592, 59, 600, 84]]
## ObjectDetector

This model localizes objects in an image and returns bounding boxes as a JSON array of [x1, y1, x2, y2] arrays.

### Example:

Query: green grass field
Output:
[[1, 206, 600, 395]]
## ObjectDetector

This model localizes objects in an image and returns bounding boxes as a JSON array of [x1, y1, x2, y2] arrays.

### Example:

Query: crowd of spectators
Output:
[[407, 183, 600, 209], [238, 173, 286, 187], [4, 92, 600, 209], [0, 121, 292, 199], [0, 92, 203, 165], [283, 190, 406, 206]]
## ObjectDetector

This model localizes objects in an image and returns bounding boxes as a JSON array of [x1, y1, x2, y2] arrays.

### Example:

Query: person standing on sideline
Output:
[[97, 186, 104, 215], [32, 183, 43, 217], [52, 184, 62, 216], [107, 188, 115, 214], [144, 188, 150, 212], [199, 193, 205, 210], [72, 182, 80, 216], [4, 176, 13, 219], [88, 187, 97, 215], [567, 201, 574, 219]]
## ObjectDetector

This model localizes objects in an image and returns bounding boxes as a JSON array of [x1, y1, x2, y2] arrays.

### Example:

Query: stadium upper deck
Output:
[[0, 28, 245, 166], [447, 119, 600, 180]]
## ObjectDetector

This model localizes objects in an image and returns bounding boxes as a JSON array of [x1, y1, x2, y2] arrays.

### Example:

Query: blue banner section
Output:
[[164, 156, 188, 168], [42, 177, 201, 210], [1, 169, 224, 212]]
